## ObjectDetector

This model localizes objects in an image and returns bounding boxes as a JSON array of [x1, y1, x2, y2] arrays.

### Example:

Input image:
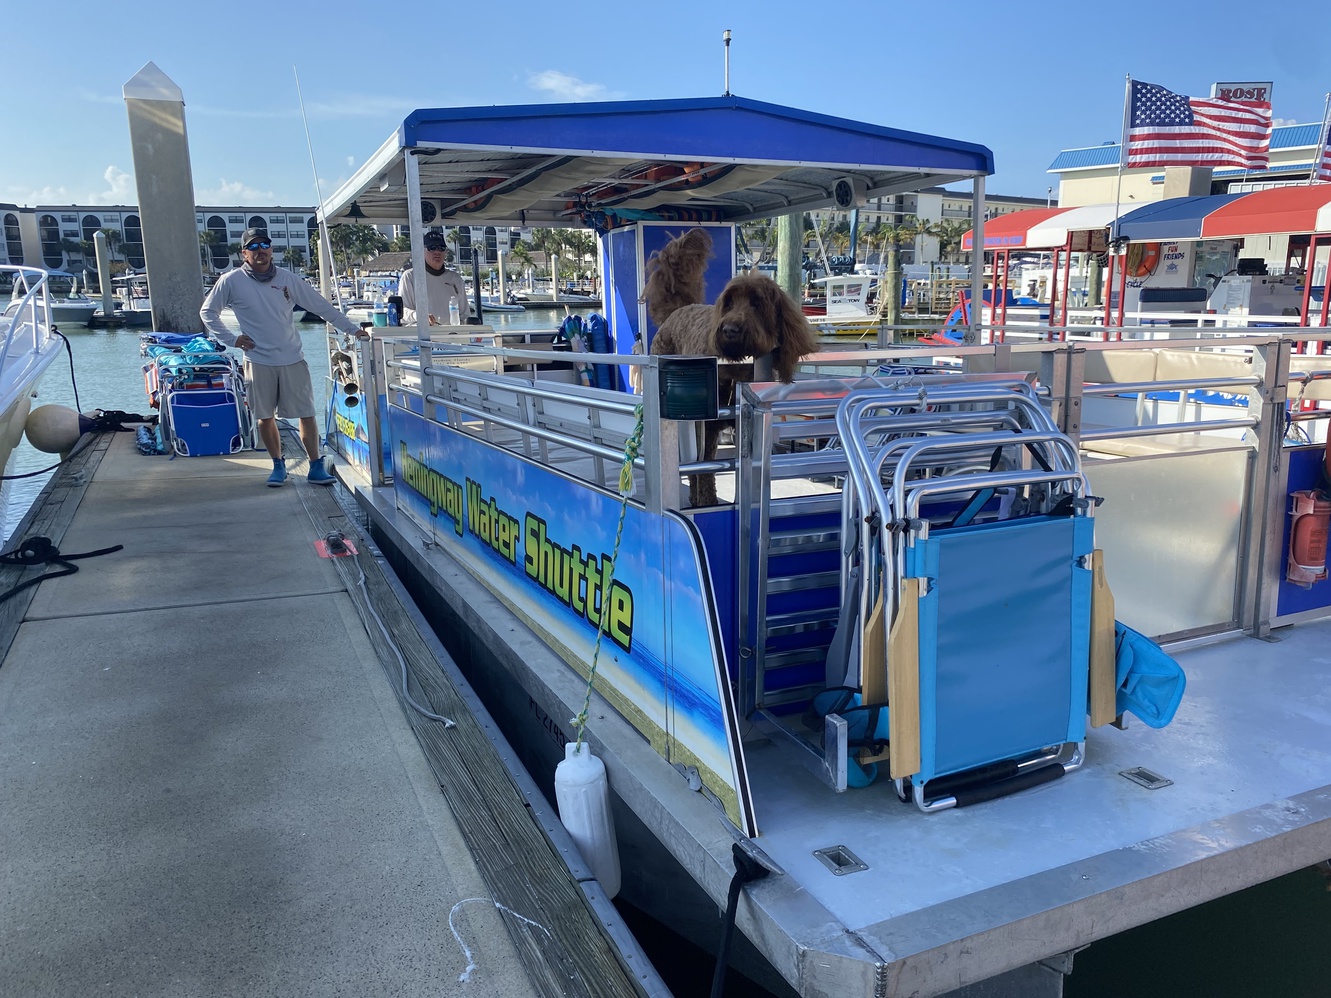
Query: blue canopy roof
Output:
[[321, 96, 993, 229], [1112, 194, 1249, 242]]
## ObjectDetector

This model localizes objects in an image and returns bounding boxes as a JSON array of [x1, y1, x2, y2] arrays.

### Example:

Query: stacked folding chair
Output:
[[829, 377, 1113, 810], [141, 333, 253, 457]]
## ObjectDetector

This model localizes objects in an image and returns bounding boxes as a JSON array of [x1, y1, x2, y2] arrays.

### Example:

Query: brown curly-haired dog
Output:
[[643, 227, 820, 506]]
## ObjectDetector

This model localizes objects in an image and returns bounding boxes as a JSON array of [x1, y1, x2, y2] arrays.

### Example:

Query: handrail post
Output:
[[1240, 336, 1292, 638], [640, 359, 679, 515], [361, 335, 390, 486], [1039, 344, 1085, 446]]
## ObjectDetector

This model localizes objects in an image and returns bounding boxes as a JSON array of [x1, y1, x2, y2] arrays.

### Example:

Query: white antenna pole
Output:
[[293, 66, 341, 307], [723, 30, 732, 96]]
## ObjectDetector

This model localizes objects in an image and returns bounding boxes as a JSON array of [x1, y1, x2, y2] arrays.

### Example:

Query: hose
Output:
[[709, 843, 770, 998]]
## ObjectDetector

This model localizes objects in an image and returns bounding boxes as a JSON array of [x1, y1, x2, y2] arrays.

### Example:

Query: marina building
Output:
[[0, 204, 318, 274]]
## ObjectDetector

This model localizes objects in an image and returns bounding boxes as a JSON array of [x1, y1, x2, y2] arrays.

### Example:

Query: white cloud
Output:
[[188, 104, 293, 120], [527, 71, 619, 101], [346, 156, 355, 168], [91, 166, 137, 204], [75, 88, 122, 106], [18, 185, 74, 205], [196, 178, 277, 204]]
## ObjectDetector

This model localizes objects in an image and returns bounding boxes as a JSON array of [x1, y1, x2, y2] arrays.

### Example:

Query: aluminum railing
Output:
[[0, 265, 56, 392]]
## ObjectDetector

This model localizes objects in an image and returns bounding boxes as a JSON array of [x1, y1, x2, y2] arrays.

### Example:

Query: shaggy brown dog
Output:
[[643, 227, 821, 506]]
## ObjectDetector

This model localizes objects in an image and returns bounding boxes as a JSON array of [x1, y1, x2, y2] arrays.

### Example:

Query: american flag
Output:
[[1125, 80, 1272, 170], [1316, 122, 1331, 184]]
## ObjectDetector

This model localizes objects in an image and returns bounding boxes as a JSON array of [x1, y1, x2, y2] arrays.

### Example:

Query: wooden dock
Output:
[[0, 429, 663, 997]]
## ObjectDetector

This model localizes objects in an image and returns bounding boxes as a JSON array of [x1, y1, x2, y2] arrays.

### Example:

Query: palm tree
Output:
[[199, 231, 219, 274], [284, 247, 306, 272], [99, 228, 123, 265], [873, 220, 916, 328], [389, 233, 412, 252], [934, 219, 971, 265], [738, 219, 777, 266], [905, 216, 937, 267], [507, 240, 533, 273]]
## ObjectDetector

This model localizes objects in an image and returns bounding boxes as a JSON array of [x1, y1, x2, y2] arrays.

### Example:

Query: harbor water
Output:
[[1, 308, 592, 536], [7, 311, 1330, 998]]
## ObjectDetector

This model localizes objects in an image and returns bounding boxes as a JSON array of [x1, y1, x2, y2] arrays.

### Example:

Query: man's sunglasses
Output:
[[245, 240, 272, 251], [424, 244, 446, 252]]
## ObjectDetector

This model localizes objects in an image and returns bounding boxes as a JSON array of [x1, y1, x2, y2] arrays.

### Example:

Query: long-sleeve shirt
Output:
[[200, 266, 361, 366], [399, 266, 469, 325]]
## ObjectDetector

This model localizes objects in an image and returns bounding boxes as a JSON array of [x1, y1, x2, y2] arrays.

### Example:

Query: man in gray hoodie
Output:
[[201, 226, 367, 486]]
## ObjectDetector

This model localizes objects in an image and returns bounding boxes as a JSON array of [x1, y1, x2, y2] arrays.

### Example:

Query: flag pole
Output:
[[1310, 92, 1331, 186], [1108, 74, 1133, 328], [1111, 74, 1132, 242]]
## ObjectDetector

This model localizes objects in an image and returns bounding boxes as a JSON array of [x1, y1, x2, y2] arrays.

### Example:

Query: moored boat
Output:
[[0, 265, 74, 486], [313, 97, 1331, 998]]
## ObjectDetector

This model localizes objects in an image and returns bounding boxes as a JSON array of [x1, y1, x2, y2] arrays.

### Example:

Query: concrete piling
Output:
[[123, 62, 205, 334]]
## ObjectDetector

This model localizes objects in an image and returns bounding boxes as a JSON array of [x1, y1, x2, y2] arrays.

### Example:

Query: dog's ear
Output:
[[769, 284, 821, 382]]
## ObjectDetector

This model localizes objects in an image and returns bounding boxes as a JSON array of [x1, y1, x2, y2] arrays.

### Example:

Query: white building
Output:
[[0, 204, 317, 274]]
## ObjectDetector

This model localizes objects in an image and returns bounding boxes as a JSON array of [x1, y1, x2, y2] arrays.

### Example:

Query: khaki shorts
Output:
[[245, 359, 315, 420]]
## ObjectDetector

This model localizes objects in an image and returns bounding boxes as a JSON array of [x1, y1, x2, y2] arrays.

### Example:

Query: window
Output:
[[123, 215, 146, 270], [228, 215, 244, 224], [4, 213, 22, 264], [39, 214, 63, 269], [206, 215, 230, 269], [484, 226, 498, 264], [61, 214, 78, 223], [82, 215, 103, 243], [248, 215, 266, 229], [269, 214, 286, 224]]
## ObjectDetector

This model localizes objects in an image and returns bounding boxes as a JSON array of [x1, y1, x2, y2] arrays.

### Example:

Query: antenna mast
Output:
[[723, 30, 732, 96]]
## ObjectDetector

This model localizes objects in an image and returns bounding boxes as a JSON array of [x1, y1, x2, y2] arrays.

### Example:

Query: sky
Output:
[[3, 0, 1329, 211]]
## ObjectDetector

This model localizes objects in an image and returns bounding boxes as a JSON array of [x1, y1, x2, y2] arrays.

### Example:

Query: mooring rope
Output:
[[570, 402, 644, 752]]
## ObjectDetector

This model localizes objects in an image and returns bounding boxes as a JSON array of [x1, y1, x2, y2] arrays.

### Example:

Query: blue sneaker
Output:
[[266, 460, 287, 487], [307, 457, 335, 486]]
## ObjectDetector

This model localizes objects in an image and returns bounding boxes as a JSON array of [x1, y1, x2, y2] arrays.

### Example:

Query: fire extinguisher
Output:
[[1287, 490, 1331, 587]]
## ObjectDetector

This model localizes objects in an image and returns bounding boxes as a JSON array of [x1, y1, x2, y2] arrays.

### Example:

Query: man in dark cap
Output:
[[399, 230, 469, 325], [201, 226, 367, 487]]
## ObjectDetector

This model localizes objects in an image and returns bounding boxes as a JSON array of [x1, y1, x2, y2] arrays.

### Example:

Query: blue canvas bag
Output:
[[806, 687, 892, 788], [1114, 622, 1186, 728]]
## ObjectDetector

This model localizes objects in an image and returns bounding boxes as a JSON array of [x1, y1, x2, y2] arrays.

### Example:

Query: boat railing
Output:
[[0, 265, 56, 393], [381, 335, 680, 510], [369, 324, 1331, 642]]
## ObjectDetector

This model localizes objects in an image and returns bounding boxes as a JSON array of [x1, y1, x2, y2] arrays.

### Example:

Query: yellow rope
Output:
[[572, 403, 644, 751]]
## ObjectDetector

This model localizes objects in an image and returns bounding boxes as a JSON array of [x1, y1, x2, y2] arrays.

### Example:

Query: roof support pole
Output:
[[405, 149, 439, 428], [775, 212, 803, 304], [967, 176, 985, 345]]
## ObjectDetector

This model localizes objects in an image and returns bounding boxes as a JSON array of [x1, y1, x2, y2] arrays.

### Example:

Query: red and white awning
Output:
[[962, 204, 1135, 251], [1115, 185, 1331, 241]]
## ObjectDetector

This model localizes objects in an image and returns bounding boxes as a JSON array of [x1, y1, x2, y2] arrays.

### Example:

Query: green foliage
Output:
[[326, 224, 389, 273]]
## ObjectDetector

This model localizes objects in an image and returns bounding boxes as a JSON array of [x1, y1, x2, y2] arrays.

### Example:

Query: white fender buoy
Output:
[[24, 405, 84, 455], [555, 741, 621, 899]]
